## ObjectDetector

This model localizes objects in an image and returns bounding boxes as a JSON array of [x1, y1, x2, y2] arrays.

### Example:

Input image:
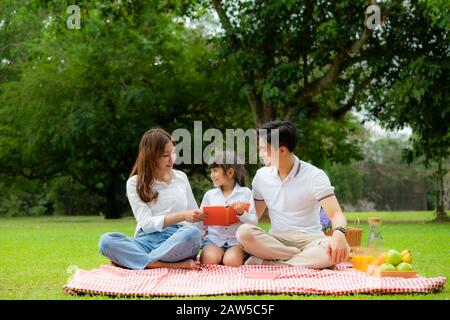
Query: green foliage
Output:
[[325, 135, 433, 211], [296, 115, 363, 167], [420, 0, 450, 29], [0, 0, 249, 217], [46, 176, 106, 216], [326, 163, 363, 208], [364, 0, 449, 165], [1, 0, 448, 218], [365, 1, 449, 218], [0, 177, 50, 217], [0, 1, 45, 85], [188, 173, 212, 205], [180, 0, 380, 169]]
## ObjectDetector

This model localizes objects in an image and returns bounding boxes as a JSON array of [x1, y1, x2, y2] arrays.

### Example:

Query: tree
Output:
[[0, 0, 250, 218], [189, 0, 381, 126], [373, 57, 449, 220], [366, 1, 449, 221], [0, 1, 45, 86], [181, 0, 442, 166]]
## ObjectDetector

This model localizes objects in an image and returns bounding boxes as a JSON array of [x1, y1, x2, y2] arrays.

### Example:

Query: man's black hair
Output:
[[257, 120, 298, 152]]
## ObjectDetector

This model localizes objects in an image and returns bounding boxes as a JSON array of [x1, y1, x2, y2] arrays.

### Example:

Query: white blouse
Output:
[[198, 184, 258, 247], [126, 170, 199, 236]]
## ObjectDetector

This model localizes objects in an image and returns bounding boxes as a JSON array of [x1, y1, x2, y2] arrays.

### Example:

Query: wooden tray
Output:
[[376, 270, 417, 278]]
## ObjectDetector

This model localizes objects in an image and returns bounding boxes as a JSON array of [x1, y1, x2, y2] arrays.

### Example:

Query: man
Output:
[[236, 120, 349, 268]]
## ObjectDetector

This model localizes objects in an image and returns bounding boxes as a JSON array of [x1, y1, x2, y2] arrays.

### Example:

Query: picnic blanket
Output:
[[64, 262, 445, 297]]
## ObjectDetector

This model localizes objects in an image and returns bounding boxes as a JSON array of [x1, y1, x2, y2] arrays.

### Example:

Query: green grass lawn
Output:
[[0, 212, 448, 300], [344, 211, 439, 223]]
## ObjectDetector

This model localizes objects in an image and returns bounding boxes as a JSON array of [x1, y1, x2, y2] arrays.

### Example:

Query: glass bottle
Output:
[[367, 217, 383, 255]]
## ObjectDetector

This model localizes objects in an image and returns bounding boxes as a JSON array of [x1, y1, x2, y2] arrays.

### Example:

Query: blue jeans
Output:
[[98, 224, 202, 270], [201, 238, 233, 250]]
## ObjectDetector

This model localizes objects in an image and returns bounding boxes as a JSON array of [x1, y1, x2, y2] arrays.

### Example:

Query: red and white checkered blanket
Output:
[[64, 263, 445, 297]]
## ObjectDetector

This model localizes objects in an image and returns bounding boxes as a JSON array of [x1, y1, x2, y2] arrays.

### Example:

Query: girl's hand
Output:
[[184, 210, 207, 223], [230, 201, 247, 216]]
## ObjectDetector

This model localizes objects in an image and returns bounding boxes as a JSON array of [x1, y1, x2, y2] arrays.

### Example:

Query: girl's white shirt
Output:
[[198, 184, 258, 247]]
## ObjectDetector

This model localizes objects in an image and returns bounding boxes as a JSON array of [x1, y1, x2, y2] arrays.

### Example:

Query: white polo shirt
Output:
[[252, 155, 335, 235], [198, 184, 258, 247], [126, 170, 199, 236]]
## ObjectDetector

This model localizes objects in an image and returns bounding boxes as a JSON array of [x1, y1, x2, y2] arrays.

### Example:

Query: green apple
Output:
[[385, 249, 402, 266], [379, 263, 396, 272], [396, 262, 413, 271]]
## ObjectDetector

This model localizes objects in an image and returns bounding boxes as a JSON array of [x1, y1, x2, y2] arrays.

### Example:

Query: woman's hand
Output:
[[230, 201, 248, 216], [326, 231, 350, 264], [184, 210, 207, 223]]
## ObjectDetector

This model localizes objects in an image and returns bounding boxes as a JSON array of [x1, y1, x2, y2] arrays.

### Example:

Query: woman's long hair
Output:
[[208, 151, 246, 187], [130, 128, 174, 203]]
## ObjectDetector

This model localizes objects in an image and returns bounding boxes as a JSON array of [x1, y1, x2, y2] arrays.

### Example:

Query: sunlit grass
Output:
[[0, 214, 448, 300]]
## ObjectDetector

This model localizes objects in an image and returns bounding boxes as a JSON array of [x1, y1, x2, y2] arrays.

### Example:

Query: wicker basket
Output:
[[324, 227, 362, 247]]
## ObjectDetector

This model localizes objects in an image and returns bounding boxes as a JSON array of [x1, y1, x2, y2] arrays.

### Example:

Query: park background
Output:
[[0, 0, 448, 299]]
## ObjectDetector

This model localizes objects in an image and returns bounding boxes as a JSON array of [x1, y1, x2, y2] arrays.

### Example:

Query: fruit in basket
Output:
[[371, 257, 383, 266], [379, 263, 396, 272], [400, 249, 413, 264], [367, 264, 378, 276], [396, 262, 413, 271], [385, 249, 402, 266], [371, 252, 386, 266]]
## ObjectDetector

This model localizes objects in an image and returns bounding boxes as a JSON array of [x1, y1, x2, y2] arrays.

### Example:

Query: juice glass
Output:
[[351, 247, 376, 272]]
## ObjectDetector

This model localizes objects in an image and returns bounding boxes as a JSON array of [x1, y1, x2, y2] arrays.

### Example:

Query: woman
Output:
[[99, 128, 207, 270]]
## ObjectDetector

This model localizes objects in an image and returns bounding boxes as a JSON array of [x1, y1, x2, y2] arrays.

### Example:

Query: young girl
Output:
[[199, 152, 258, 267]]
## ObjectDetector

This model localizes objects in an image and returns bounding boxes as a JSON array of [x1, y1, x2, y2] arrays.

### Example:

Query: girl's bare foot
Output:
[[146, 259, 200, 270]]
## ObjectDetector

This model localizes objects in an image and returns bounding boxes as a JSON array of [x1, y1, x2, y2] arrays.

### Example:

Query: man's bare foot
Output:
[[146, 259, 200, 270]]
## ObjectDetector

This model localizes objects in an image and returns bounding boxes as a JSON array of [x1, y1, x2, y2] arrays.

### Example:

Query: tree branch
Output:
[[302, 0, 375, 99], [0, 166, 63, 182], [246, 88, 263, 126], [302, 53, 308, 88], [212, 0, 233, 32], [212, 0, 241, 51], [330, 77, 372, 118], [69, 171, 103, 194]]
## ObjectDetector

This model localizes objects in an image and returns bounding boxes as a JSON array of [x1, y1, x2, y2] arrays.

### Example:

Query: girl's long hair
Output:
[[208, 151, 246, 187], [130, 128, 174, 203]]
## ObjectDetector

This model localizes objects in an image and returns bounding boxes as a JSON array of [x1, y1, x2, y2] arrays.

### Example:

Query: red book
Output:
[[202, 203, 250, 226]]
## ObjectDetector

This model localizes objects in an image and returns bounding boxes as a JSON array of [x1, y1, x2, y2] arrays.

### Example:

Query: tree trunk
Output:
[[434, 159, 447, 222], [246, 90, 277, 127], [103, 177, 122, 219]]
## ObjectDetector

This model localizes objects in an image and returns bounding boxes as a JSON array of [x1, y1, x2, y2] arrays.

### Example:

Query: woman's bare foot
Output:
[[146, 259, 200, 270]]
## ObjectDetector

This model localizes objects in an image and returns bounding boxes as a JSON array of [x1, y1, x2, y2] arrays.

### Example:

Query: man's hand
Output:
[[326, 231, 350, 264], [184, 210, 207, 223], [320, 195, 349, 264]]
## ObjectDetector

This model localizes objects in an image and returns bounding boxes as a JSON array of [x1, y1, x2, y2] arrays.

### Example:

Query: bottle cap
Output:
[[368, 217, 382, 223]]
